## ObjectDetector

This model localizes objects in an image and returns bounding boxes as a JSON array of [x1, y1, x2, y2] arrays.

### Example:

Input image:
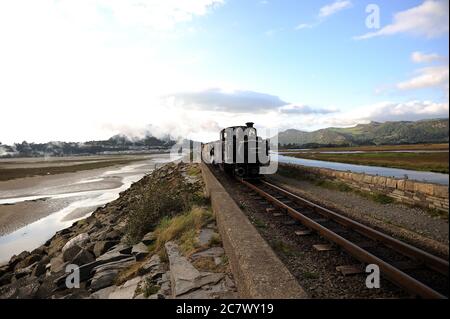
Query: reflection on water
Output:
[[275, 154, 449, 185], [0, 156, 172, 263]]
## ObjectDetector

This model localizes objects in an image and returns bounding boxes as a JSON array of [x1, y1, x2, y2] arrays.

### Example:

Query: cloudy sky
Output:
[[0, 0, 448, 144]]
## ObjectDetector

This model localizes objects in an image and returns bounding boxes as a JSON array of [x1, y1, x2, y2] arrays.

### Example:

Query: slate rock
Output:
[[105, 244, 132, 256], [9, 251, 30, 268], [90, 286, 117, 299], [131, 242, 148, 261], [90, 269, 118, 292], [71, 249, 95, 266], [139, 254, 161, 275], [103, 230, 121, 241], [165, 241, 225, 297], [165, 241, 201, 296], [62, 245, 82, 263], [141, 232, 156, 245], [62, 233, 89, 252], [92, 257, 135, 273], [108, 278, 140, 299], [50, 255, 66, 273], [13, 254, 40, 272], [198, 228, 217, 246], [93, 241, 117, 257], [89, 257, 135, 292], [0, 276, 40, 299], [190, 247, 224, 260], [0, 273, 13, 286], [31, 246, 47, 256], [36, 272, 63, 298], [0, 265, 10, 277], [14, 262, 36, 280], [32, 261, 47, 277]]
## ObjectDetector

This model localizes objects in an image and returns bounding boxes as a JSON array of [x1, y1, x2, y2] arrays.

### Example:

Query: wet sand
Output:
[[0, 196, 84, 235], [0, 161, 127, 199], [0, 154, 173, 262]]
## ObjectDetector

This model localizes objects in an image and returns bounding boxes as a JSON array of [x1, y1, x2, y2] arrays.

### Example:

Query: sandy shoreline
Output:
[[0, 196, 85, 236], [0, 164, 128, 236], [0, 154, 172, 261]]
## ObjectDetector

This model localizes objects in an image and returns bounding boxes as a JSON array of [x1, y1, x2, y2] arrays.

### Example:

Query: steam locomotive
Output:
[[201, 122, 270, 177]]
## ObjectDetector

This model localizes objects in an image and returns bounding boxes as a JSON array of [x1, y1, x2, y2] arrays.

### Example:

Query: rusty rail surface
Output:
[[240, 178, 448, 299]]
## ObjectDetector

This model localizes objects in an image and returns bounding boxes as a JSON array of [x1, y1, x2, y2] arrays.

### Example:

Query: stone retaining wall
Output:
[[201, 163, 307, 298], [280, 163, 449, 212]]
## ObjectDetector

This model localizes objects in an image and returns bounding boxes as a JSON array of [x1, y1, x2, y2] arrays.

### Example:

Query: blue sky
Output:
[[0, 0, 448, 143]]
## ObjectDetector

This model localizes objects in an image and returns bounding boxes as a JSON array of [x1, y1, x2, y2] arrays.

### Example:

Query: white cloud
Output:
[[411, 51, 447, 63], [357, 100, 448, 122], [355, 0, 449, 40], [166, 88, 335, 115], [265, 28, 280, 36], [295, 0, 351, 31], [295, 23, 314, 30], [319, 0, 352, 18], [0, 0, 225, 144], [278, 104, 337, 115], [397, 65, 449, 90], [59, 0, 224, 30], [321, 100, 449, 127], [167, 88, 287, 113]]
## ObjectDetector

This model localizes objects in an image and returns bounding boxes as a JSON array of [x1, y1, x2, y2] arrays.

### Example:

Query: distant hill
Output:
[[276, 118, 449, 147], [0, 134, 177, 158]]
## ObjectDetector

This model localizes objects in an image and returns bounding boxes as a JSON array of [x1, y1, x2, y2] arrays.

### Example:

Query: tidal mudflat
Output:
[[0, 154, 173, 263]]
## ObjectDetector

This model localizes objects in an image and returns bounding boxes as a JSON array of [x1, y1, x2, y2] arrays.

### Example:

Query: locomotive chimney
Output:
[[245, 122, 254, 128]]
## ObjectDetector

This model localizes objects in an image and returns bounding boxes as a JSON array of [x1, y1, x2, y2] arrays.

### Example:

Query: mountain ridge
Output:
[[276, 118, 449, 147]]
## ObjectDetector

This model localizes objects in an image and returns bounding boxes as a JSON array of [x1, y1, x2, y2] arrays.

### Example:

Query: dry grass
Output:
[[187, 165, 201, 177], [192, 256, 226, 273], [114, 261, 145, 286], [151, 206, 214, 256], [208, 233, 222, 246], [125, 166, 206, 244]]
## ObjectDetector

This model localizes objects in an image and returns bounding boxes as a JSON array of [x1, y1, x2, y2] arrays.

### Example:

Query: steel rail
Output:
[[261, 180, 449, 277], [240, 179, 447, 299]]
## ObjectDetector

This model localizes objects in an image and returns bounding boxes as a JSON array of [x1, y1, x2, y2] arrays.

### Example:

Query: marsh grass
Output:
[[288, 151, 449, 174]]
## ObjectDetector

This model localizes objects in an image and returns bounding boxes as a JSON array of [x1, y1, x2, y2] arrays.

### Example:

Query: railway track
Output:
[[239, 178, 449, 299]]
